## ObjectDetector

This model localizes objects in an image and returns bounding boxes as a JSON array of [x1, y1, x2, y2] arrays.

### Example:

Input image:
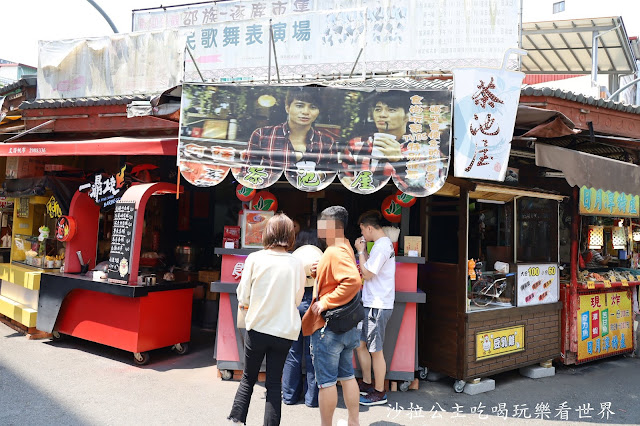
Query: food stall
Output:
[[37, 182, 198, 365], [177, 81, 444, 388], [419, 177, 565, 391], [535, 143, 639, 364]]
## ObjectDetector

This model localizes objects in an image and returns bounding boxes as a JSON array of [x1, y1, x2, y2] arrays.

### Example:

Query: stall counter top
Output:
[[214, 247, 425, 264], [41, 272, 199, 298]]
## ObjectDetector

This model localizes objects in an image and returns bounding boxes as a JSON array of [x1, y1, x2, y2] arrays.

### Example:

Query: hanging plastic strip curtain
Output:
[[177, 83, 452, 197]]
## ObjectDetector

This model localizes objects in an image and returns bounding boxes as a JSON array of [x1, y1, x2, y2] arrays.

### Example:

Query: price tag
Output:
[[636, 275, 640, 282], [621, 279, 629, 287], [603, 280, 611, 288], [628, 274, 635, 282], [587, 281, 596, 289]]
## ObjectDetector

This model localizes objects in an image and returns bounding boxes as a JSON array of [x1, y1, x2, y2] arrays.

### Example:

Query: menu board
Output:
[[107, 201, 137, 284], [516, 263, 559, 306]]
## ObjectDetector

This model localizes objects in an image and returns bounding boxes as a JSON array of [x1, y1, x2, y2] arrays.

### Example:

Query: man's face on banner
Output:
[[373, 101, 409, 134], [285, 99, 320, 127]]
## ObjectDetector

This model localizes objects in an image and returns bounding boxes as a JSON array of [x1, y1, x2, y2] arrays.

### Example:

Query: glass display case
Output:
[[13, 234, 64, 269]]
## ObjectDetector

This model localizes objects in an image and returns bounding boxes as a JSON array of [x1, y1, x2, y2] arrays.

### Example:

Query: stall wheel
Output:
[[453, 380, 466, 393], [220, 370, 233, 380], [133, 352, 150, 366], [173, 342, 190, 355], [399, 381, 411, 392], [418, 366, 428, 380], [51, 331, 65, 341]]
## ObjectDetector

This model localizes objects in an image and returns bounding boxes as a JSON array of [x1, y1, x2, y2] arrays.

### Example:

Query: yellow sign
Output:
[[603, 280, 611, 288], [45, 196, 62, 219], [587, 281, 595, 289], [476, 325, 525, 361], [579, 186, 639, 218], [577, 291, 633, 362]]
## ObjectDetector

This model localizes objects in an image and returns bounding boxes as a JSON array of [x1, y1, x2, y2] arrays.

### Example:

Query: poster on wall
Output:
[[178, 83, 452, 197], [133, 0, 520, 80], [453, 67, 524, 181], [577, 291, 633, 362], [516, 263, 559, 306]]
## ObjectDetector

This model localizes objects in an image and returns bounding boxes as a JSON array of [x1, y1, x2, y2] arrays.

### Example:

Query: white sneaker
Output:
[[337, 420, 348, 426]]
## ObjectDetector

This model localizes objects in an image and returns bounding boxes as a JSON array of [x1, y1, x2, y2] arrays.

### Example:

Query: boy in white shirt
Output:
[[354, 210, 396, 406]]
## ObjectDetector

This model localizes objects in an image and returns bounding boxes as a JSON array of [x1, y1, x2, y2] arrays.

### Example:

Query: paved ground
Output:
[[1, 322, 639, 425]]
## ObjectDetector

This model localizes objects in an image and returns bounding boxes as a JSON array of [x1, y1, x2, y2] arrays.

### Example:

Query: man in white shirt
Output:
[[354, 210, 396, 406]]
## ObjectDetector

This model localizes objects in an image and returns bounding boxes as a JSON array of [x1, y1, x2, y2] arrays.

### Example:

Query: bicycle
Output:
[[471, 274, 508, 307]]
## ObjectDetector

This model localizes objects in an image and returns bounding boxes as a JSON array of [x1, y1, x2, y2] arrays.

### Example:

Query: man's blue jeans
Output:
[[282, 287, 318, 407]]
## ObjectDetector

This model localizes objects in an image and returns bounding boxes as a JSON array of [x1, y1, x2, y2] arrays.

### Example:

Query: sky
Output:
[[2, 0, 640, 68]]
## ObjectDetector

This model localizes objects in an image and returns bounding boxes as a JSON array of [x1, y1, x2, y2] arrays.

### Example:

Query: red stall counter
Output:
[[211, 247, 426, 386]]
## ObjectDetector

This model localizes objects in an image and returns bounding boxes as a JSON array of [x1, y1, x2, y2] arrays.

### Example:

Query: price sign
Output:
[[587, 281, 595, 289], [628, 274, 635, 282], [107, 201, 137, 284], [636, 275, 640, 282], [621, 279, 629, 287], [517, 263, 559, 306], [603, 280, 611, 288]]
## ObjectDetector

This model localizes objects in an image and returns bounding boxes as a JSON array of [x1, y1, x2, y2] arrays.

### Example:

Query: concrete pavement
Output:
[[1, 322, 639, 425]]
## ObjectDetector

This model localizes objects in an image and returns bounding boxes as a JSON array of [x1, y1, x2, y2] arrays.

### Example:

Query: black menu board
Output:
[[107, 201, 137, 284]]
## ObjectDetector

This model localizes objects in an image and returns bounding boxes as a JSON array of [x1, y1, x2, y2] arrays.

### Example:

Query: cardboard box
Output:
[[6, 157, 44, 179], [404, 236, 422, 257]]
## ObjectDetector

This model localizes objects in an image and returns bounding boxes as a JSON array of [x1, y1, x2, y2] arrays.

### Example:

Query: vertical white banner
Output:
[[453, 67, 524, 181]]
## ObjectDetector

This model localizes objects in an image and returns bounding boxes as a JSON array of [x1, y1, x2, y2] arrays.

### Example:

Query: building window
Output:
[[553, 1, 565, 13]]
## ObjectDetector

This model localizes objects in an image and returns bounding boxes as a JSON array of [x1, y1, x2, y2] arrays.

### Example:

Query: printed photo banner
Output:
[[134, 0, 519, 79], [453, 67, 524, 181], [579, 186, 640, 218], [577, 291, 633, 362], [178, 83, 452, 196]]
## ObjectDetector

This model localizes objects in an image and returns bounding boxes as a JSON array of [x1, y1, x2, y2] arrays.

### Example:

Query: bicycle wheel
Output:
[[472, 281, 493, 307]]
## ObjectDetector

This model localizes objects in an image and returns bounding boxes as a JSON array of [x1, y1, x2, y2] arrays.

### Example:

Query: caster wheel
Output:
[[51, 331, 64, 341], [174, 342, 190, 355], [454, 380, 466, 393], [418, 367, 428, 380], [399, 381, 411, 392], [133, 352, 150, 366], [220, 370, 233, 380]]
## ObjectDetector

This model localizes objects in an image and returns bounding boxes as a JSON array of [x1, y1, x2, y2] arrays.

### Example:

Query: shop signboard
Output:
[[46, 196, 62, 219], [476, 325, 525, 361], [79, 165, 129, 210], [516, 263, 559, 306], [178, 84, 451, 197], [133, 0, 519, 80], [579, 186, 640, 218], [452, 67, 525, 181], [178, 83, 452, 197], [577, 290, 633, 362], [107, 202, 137, 285]]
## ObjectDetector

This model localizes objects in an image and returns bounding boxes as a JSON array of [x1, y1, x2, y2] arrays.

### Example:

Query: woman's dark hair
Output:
[[262, 213, 296, 251], [285, 87, 323, 110], [294, 228, 324, 251]]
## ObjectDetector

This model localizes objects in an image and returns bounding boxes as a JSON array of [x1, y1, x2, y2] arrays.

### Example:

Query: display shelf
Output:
[[577, 280, 640, 291]]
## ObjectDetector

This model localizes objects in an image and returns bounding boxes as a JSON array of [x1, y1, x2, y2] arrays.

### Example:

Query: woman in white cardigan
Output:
[[228, 213, 305, 425]]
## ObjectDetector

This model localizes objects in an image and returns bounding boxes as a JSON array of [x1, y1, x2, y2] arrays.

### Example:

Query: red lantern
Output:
[[381, 195, 402, 223], [56, 216, 77, 242], [394, 189, 417, 208], [236, 184, 257, 202], [250, 191, 278, 212]]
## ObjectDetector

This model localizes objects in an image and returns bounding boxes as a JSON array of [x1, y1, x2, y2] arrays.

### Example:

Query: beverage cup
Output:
[[372, 132, 397, 158]]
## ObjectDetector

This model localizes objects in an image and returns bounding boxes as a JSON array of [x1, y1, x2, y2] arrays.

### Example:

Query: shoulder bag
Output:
[[321, 290, 365, 334]]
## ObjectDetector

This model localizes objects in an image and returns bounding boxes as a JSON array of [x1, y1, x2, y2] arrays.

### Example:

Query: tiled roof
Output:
[[19, 94, 154, 110], [0, 76, 37, 96], [521, 86, 640, 114]]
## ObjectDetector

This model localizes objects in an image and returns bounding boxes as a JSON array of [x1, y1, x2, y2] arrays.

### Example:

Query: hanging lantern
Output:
[[250, 190, 278, 212], [394, 189, 417, 208], [587, 225, 604, 249], [236, 184, 257, 202], [611, 227, 626, 250], [381, 195, 402, 223]]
